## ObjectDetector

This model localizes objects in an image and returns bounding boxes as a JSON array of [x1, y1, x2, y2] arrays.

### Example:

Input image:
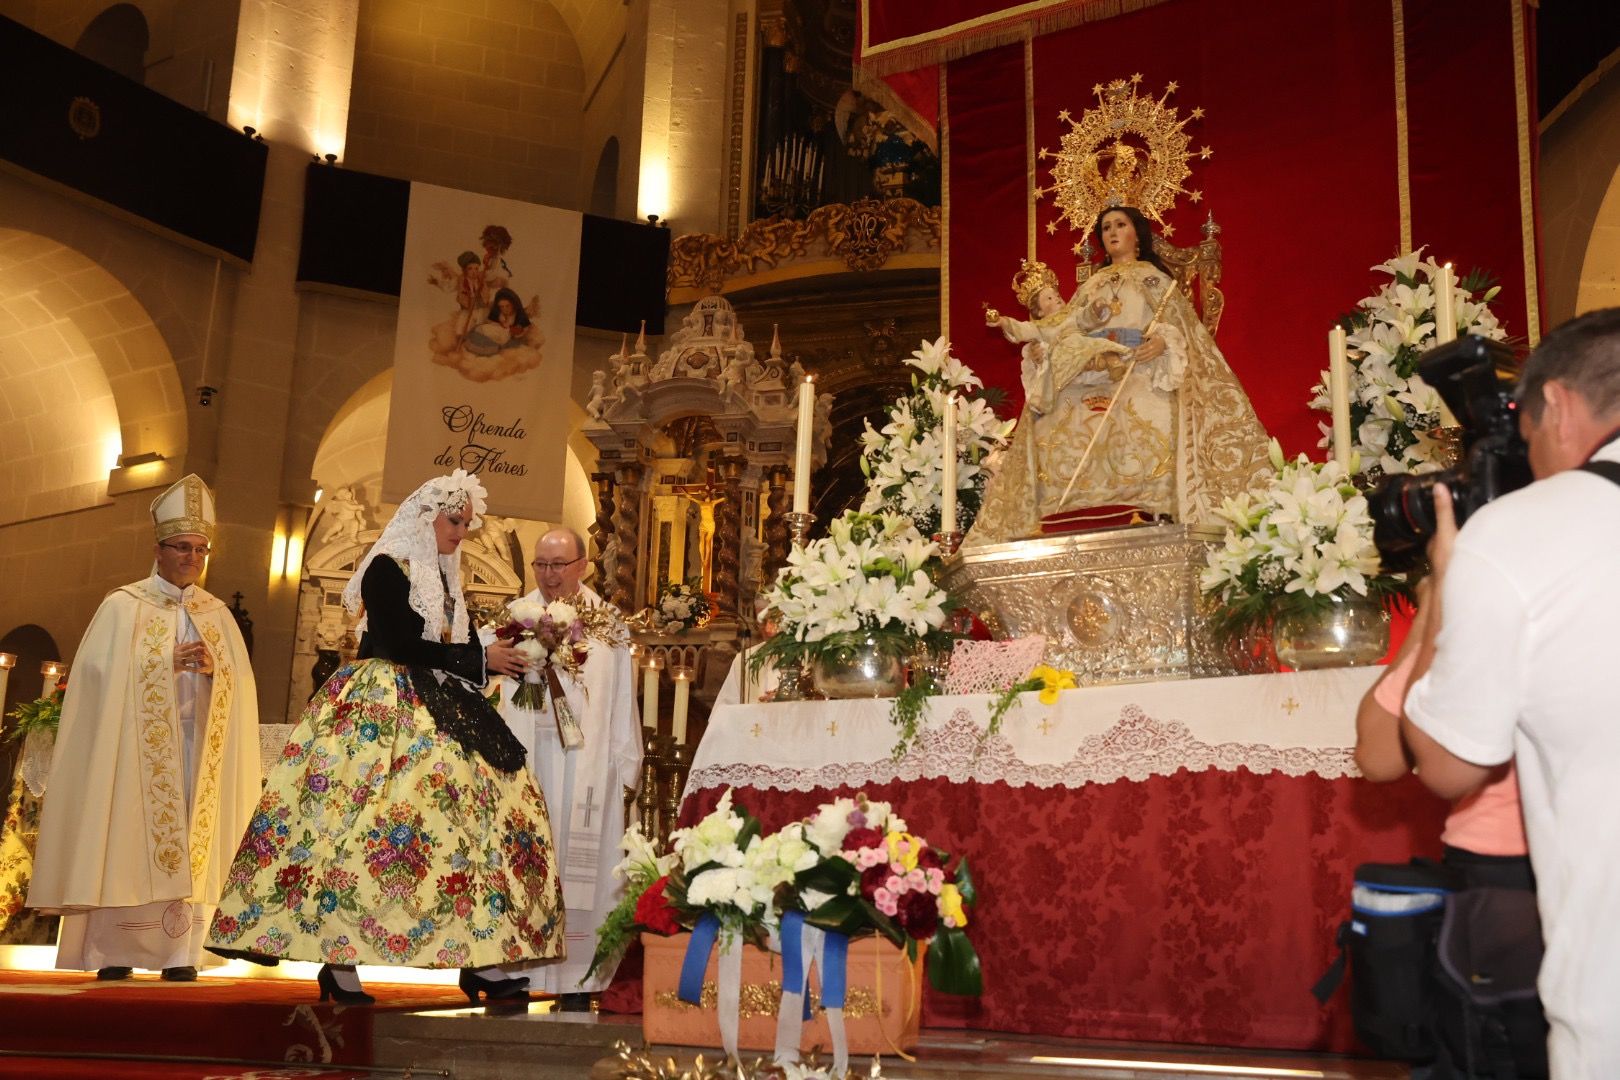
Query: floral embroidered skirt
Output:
[[207, 659, 564, 968]]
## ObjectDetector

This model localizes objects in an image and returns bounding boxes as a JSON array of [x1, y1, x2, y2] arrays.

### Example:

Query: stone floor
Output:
[[373, 1002, 1411, 1080]]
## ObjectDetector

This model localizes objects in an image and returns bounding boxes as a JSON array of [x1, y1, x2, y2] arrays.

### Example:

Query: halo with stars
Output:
[[1036, 74, 1212, 241]]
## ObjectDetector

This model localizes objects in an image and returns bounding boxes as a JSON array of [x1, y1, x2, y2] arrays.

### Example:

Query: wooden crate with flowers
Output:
[[590, 791, 980, 1069]]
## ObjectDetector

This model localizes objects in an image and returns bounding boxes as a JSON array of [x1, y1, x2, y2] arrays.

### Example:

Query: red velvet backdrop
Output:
[[911, 0, 1539, 453]]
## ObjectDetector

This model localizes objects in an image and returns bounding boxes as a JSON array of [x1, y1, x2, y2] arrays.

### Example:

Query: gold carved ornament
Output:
[[667, 197, 942, 293], [135, 615, 187, 878], [1037, 75, 1212, 235]]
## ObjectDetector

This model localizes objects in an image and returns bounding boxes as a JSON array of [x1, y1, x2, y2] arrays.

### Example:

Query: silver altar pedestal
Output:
[[942, 523, 1242, 685]]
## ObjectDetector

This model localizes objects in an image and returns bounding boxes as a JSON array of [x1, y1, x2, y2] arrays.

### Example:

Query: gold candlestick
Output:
[[933, 531, 965, 558], [771, 511, 822, 701], [660, 742, 690, 834]]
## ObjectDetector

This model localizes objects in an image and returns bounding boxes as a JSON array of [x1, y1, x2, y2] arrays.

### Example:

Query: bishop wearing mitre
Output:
[[28, 474, 260, 981]]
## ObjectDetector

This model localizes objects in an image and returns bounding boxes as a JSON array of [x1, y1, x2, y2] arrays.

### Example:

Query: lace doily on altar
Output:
[[943, 635, 1047, 695], [685, 704, 1359, 794]]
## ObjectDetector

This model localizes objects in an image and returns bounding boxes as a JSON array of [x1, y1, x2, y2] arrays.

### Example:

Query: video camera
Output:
[[1367, 335, 1531, 570]]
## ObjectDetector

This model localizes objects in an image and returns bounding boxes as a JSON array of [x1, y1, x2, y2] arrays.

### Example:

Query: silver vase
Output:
[[813, 634, 907, 699], [1273, 597, 1390, 671]]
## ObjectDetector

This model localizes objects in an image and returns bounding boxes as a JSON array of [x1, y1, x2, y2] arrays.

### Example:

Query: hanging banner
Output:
[[383, 182, 582, 521]]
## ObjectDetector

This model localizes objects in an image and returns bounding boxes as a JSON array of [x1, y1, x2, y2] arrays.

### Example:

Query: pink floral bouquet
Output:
[[789, 792, 980, 995]]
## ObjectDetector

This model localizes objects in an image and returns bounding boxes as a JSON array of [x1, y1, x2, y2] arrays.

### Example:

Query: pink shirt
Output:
[[1374, 651, 1528, 857]]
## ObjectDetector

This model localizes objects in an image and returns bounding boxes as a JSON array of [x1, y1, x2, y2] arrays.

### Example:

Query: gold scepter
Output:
[[1054, 280, 1179, 510]]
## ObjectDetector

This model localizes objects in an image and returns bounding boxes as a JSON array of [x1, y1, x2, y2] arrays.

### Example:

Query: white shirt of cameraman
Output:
[[1402, 378, 1620, 1080]]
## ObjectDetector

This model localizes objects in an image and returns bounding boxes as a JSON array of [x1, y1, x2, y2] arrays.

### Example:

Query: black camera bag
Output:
[[1429, 885, 1549, 1079], [1313, 859, 1461, 1061]]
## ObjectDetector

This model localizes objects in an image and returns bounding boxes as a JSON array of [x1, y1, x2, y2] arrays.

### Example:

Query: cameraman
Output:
[[1402, 307, 1620, 1080]]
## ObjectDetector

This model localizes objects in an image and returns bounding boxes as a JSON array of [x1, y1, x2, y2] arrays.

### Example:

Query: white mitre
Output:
[[151, 473, 217, 542]]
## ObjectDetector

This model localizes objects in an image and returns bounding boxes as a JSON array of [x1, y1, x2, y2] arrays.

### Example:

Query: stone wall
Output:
[[345, 0, 586, 207]]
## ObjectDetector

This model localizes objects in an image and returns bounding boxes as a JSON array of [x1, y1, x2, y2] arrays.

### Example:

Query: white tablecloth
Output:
[[687, 667, 1380, 794]]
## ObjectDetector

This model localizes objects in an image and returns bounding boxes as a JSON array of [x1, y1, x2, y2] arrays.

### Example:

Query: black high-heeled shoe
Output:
[[458, 968, 531, 1004], [316, 963, 375, 1005]]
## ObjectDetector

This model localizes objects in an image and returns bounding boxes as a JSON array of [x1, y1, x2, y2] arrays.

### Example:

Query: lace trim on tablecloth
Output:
[[685, 704, 1358, 793]]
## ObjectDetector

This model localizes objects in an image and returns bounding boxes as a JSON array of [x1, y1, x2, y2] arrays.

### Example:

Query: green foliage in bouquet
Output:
[[6, 687, 63, 742]]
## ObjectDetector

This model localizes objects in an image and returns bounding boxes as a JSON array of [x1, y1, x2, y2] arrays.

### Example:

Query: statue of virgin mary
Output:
[[967, 205, 1271, 546]]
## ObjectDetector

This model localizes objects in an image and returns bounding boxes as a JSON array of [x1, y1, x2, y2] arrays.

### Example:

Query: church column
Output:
[[211, 0, 360, 721], [712, 455, 745, 619], [761, 464, 790, 586], [610, 462, 645, 612], [635, 0, 731, 234], [590, 471, 616, 595]]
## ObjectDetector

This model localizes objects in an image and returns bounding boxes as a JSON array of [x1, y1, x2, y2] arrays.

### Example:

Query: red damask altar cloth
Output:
[[615, 672, 1450, 1054]]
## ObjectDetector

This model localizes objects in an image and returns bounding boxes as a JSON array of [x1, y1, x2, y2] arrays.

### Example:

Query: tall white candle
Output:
[[642, 655, 662, 732], [1329, 325, 1352, 470], [792, 376, 815, 514], [1434, 263, 1457, 346], [941, 394, 958, 533], [0, 653, 14, 711], [1432, 263, 1460, 427], [671, 668, 691, 744]]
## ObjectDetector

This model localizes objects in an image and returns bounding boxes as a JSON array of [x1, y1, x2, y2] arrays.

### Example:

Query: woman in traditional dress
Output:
[[968, 205, 1271, 545], [207, 471, 563, 1005]]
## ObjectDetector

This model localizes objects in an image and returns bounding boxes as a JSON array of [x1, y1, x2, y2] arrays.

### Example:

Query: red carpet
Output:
[[0, 970, 469, 1074], [0, 1060, 376, 1079]]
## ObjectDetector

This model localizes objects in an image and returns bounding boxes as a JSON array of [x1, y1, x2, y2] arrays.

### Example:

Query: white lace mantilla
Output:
[[686, 667, 1380, 794]]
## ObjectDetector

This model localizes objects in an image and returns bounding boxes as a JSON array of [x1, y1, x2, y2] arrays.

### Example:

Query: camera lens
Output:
[[1368, 473, 1441, 571]]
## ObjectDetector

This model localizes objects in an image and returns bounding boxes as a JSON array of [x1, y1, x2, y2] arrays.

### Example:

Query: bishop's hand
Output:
[[174, 640, 215, 676]]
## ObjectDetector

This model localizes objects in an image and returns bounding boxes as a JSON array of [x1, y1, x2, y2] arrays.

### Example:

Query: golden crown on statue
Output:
[[1036, 74, 1212, 239], [1012, 257, 1062, 310]]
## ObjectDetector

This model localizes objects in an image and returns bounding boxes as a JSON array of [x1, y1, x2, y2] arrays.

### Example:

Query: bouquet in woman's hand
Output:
[[494, 595, 627, 749]]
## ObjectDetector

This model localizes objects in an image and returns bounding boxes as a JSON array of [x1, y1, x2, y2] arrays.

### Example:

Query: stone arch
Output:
[[308, 368, 598, 545], [0, 229, 186, 524], [590, 136, 621, 217], [1541, 66, 1620, 323], [74, 4, 150, 81], [1575, 164, 1620, 317], [0, 624, 63, 791]]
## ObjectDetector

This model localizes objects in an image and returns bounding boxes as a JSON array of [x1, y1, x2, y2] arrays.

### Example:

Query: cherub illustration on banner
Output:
[[426, 224, 545, 383]]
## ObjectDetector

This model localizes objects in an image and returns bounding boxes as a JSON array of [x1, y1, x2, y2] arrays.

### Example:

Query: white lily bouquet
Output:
[[756, 510, 951, 670], [859, 336, 1015, 535], [1308, 248, 1508, 476], [492, 595, 628, 749], [1200, 440, 1411, 643]]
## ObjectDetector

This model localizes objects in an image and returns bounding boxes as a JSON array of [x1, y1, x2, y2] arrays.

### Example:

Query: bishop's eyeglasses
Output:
[[160, 541, 212, 557], [531, 556, 583, 573]]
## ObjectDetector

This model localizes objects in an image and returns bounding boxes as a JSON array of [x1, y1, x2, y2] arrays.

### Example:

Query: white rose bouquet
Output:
[[1200, 440, 1411, 643], [493, 595, 628, 748], [859, 336, 1015, 535], [650, 581, 711, 634]]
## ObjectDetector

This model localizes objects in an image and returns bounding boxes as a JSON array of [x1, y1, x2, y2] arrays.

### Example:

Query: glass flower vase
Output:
[[813, 633, 907, 699], [1273, 596, 1389, 671]]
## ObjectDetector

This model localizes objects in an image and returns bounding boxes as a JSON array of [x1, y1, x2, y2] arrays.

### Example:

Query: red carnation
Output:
[[495, 622, 524, 641], [915, 846, 943, 872], [843, 827, 884, 852], [859, 863, 890, 900], [898, 889, 939, 939], [572, 647, 589, 666], [634, 876, 681, 935]]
